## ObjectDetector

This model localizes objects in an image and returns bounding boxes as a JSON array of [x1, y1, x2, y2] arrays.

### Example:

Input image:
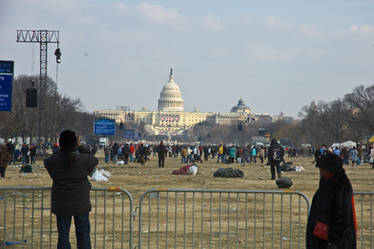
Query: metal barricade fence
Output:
[[354, 192, 374, 249], [2, 187, 372, 249], [138, 189, 310, 249], [0, 186, 133, 249]]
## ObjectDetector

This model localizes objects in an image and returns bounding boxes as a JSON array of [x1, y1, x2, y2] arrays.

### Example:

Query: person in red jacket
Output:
[[129, 143, 135, 162]]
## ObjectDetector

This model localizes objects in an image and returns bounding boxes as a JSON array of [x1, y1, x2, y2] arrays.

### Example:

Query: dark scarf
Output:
[[313, 170, 351, 224], [307, 170, 356, 249]]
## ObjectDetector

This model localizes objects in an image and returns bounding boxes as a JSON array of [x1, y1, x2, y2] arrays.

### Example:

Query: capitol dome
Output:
[[231, 98, 251, 113], [158, 69, 184, 112]]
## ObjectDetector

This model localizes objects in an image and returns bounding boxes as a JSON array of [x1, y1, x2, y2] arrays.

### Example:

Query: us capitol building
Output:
[[94, 69, 270, 135]]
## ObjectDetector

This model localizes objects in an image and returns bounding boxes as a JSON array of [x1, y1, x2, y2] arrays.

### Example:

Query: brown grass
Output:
[[1, 152, 373, 248], [3, 151, 371, 197]]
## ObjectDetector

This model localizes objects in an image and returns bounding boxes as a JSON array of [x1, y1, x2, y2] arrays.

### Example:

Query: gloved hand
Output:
[[89, 167, 97, 178], [78, 144, 91, 154], [326, 242, 338, 249]]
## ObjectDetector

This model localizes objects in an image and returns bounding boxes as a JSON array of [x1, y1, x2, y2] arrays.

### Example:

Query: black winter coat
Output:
[[44, 152, 98, 216], [268, 143, 284, 163], [156, 144, 167, 158], [306, 170, 356, 249]]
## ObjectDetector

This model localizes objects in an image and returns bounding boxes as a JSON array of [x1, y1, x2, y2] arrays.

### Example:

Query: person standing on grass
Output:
[[203, 145, 209, 161], [156, 141, 167, 168], [104, 145, 111, 164], [258, 146, 265, 164], [181, 146, 187, 164], [30, 144, 36, 165], [44, 130, 98, 249], [242, 145, 250, 164], [356, 144, 362, 166], [0, 145, 11, 179], [216, 144, 225, 163], [349, 146, 358, 166], [251, 146, 257, 163], [129, 143, 135, 162], [306, 152, 357, 249], [229, 145, 236, 163], [333, 147, 341, 156], [6, 140, 14, 164], [111, 143, 119, 163], [368, 144, 374, 169], [268, 138, 284, 180], [21, 144, 29, 165]]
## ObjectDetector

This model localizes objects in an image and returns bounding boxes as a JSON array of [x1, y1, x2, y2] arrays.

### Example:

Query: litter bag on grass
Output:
[[276, 177, 293, 188], [172, 164, 198, 175], [91, 168, 111, 182], [19, 165, 32, 173], [213, 168, 244, 178]]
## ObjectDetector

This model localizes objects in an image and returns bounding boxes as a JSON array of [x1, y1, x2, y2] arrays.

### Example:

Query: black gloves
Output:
[[326, 242, 338, 249]]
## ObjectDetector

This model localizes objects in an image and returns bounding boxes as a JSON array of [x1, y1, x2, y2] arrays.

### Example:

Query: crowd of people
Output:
[[1, 140, 373, 166], [102, 140, 374, 167], [314, 143, 374, 168], [2, 142, 37, 166], [2, 139, 371, 169], [1, 139, 373, 180], [101, 142, 272, 166]]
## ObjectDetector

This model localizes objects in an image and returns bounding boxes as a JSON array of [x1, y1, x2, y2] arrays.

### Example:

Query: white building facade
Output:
[[94, 69, 259, 135]]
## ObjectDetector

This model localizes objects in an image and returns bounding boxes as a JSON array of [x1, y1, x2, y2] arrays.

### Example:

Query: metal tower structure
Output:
[[16, 30, 60, 146]]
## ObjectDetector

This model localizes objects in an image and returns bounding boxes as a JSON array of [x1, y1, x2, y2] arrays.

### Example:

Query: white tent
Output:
[[341, 140, 356, 149], [331, 143, 341, 148]]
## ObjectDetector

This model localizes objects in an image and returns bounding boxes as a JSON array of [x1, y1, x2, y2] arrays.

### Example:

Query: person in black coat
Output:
[[44, 130, 98, 249], [6, 141, 14, 164], [156, 141, 167, 168], [138, 144, 147, 165], [21, 144, 29, 165], [268, 138, 284, 180], [123, 143, 130, 164], [306, 152, 357, 249]]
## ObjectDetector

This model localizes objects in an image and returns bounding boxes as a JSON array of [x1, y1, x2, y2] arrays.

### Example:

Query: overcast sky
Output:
[[1, 0, 374, 117]]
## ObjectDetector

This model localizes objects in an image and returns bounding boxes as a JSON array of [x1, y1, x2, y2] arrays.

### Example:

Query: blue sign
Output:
[[0, 61, 14, 74], [123, 129, 141, 140], [0, 60, 14, 112], [94, 119, 115, 135]]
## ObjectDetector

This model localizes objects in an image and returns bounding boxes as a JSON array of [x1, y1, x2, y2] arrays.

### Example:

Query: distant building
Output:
[[94, 69, 257, 135], [254, 113, 273, 124], [231, 98, 251, 113], [272, 112, 294, 123]]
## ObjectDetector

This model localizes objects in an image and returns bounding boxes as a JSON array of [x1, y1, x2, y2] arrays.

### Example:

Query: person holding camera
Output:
[[44, 130, 98, 249]]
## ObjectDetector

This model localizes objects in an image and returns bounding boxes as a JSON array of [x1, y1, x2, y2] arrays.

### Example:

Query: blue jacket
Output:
[[229, 147, 236, 158]]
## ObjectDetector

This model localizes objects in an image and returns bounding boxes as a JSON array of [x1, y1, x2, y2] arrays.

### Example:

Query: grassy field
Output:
[[2, 150, 372, 198], [1, 151, 373, 249]]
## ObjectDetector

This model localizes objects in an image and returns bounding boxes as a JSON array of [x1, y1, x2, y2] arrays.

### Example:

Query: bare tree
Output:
[[343, 85, 374, 135], [0, 75, 96, 144]]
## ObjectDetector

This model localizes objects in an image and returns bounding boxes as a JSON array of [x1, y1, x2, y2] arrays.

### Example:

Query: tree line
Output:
[[274, 85, 374, 146], [184, 84, 374, 146], [0, 75, 95, 144]]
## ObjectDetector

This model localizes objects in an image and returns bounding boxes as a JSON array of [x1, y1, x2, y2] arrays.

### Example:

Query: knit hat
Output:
[[271, 138, 278, 145], [59, 130, 77, 152], [316, 152, 343, 173]]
